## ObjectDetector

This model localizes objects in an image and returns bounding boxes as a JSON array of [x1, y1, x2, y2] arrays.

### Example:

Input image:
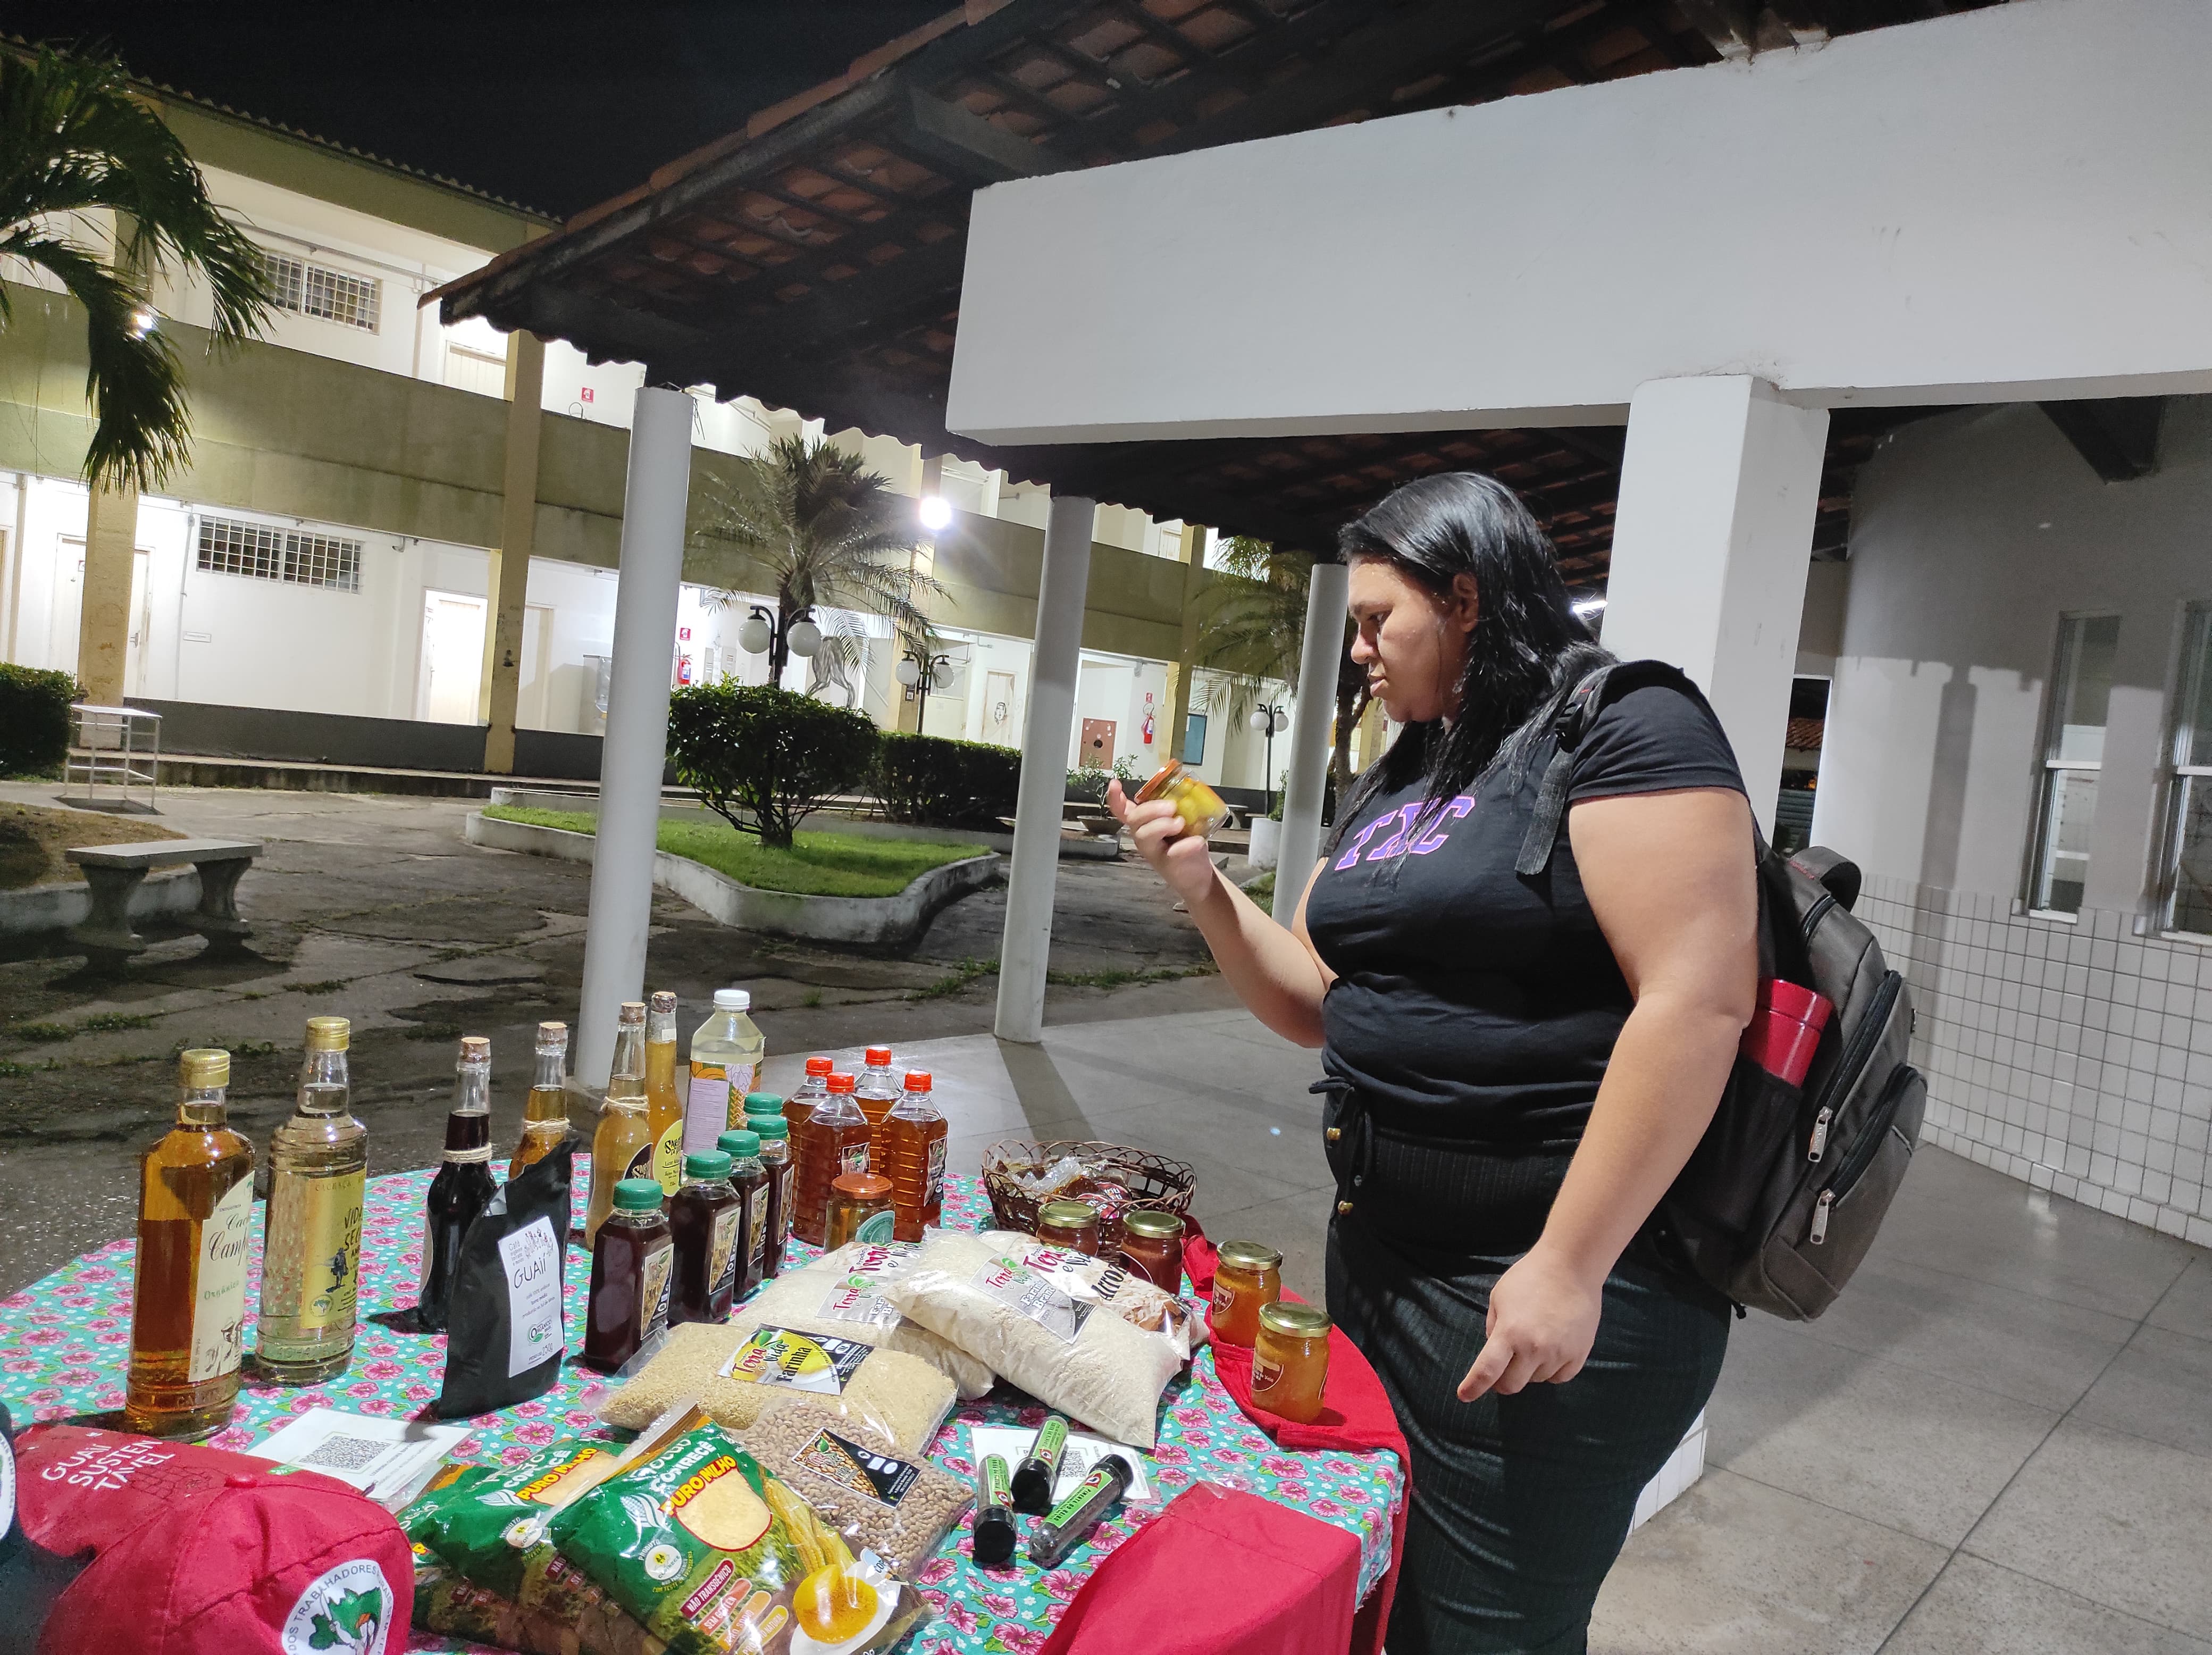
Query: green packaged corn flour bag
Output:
[[547, 1419, 929, 1655], [412, 1438, 625, 1603]]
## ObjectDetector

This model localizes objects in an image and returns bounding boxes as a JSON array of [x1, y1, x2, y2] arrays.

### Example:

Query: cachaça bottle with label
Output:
[[883, 1068, 948, 1243], [510, 1021, 572, 1179], [685, 989, 763, 1158], [644, 990, 684, 1195], [586, 1001, 655, 1247], [790, 1071, 870, 1247], [127, 1048, 256, 1439], [417, 1035, 497, 1334], [258, 1016, 368, 1385]]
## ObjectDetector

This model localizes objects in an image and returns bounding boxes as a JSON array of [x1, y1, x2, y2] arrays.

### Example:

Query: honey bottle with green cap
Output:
[[258, 1015, 368, 1384]]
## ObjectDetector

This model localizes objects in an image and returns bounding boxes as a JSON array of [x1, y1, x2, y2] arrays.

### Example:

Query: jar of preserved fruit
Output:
[[1133, 760, 1229, 839], [824, 1171, 895, 1249], [1035, 1198, 1102, 1256], [1251, 1301, 1331, 1422], [1117, 1209, 1186, 1290], [1211, 1240, 1283, 1347]]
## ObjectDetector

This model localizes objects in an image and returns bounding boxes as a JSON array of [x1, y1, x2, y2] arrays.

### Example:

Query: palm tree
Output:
[[0, 46, 274, 489], [1193, 536, 1372, 799], [690, 434, 948, 700]]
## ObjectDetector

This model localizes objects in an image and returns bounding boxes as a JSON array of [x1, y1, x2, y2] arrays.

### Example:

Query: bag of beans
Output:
[[735, 1398, 972, 1579], [735, 1241, 994, 1400]]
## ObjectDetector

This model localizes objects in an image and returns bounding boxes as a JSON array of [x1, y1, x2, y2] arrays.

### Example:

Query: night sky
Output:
[[2, 2, 958, 217]]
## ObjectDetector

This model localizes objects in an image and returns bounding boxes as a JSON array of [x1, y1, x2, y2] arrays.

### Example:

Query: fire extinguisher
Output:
[[1142, 712, 1155, 745]]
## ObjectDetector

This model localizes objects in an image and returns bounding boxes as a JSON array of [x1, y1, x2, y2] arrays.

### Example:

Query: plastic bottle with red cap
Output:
[[854, 1043, 901, 1171], [883, 1069, 948, 1241]]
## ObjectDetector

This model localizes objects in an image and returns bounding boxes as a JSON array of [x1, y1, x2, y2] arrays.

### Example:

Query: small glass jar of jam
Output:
[[1210, 1240, 1283, 1347], [825, 1171, 895, 1249], [1035, 1198, 1102, 1256], [1133, 760, 1229, 839], [1252, 1301, 1331, 1422], [1117, 1209, 1186, 1289]]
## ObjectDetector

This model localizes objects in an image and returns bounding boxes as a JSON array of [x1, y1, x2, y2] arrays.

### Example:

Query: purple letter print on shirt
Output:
[[1333, 795, 1475, 870]]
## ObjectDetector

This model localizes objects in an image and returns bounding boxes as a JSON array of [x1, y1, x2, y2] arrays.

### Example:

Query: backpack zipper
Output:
[[1808, 971, 1903, 1126], [1809, 1065, 1917, 1245], [1800, 891, 1836, 944], [1807, 1107, 1833, 1162]]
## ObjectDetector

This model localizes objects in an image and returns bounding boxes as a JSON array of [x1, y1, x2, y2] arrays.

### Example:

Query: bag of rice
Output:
[[879, 1231, 1187, 1449], [736, 1241, 994, 1400], [736, 1397, 972, 1578], [597, 1320, 956, 1460], [548, 1416, 931, 1655], [1001, 1236, 1205, 1359]]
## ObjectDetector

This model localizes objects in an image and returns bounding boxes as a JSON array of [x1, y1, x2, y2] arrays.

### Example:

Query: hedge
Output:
[[0, 664, 79, 777], [875, 731, 1021, 830], [667, 682, 880, 849]]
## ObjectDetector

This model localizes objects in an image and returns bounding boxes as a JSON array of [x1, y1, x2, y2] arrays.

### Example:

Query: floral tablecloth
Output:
[[0, 1164, 1401, 1654]]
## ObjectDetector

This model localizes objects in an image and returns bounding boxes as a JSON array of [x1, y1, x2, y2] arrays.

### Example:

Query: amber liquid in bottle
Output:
[[127, 1049, 256, 1440], [586, 1002, 655, 1247], [790, 1073, 871, 1247], [883, 1069, 948, 1243], [854, 1045, 900, 1172], [511, 1021, 572, 1180], [583, 1189, 672, 1371], [418, 1037, 497, 1334], [645, 991, 684, 1195], [754, 1121, 792, 1280], [258, 1017, 368, 1385]]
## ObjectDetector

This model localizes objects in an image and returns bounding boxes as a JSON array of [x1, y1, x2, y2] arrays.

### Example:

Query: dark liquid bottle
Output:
[[668, 1152, 741, 1325], [735, 1118, 792, 1281], [417, 1036, 497, 1334], [583, 1178, 673, 1370], [719, 1130, 769, 1301]]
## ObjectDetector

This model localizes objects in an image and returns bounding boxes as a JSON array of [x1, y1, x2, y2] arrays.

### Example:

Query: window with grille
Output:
[[2026, 613, 2119, 916], [255, 248, 381, 332], [195, 516, 362, 592], [2161, 605, 2212, 935]]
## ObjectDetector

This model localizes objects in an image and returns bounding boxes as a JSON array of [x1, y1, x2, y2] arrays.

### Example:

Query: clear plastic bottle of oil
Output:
[[586, 1002, 655, 1247], [685, 989, 763, 1158], [882, 1068, 948, 1243], [127, 1048, 255, 1439], [257, 1016, 368, 1384], [645, 990, 684, 1195], [790, 1071, 870, 1247], [510, 1021, 572, 1179], [854, 1044, 900, 1168]]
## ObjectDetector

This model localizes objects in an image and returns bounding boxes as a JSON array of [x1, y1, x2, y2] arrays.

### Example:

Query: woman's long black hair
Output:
[[1326, 471, 1611, 854]]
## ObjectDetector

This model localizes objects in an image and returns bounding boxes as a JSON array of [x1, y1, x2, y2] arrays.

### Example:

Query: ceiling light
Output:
[[918, 496, 953, 533]]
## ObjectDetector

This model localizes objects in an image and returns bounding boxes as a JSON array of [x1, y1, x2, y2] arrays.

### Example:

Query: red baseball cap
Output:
[[12, 1424, 413, 1655]]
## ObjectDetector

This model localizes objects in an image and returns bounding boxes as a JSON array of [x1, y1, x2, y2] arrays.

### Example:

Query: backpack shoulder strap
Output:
[[1512, 659, 1704, 877]]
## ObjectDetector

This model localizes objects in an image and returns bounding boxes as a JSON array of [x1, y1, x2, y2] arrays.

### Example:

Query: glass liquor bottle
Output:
[[586, 1002, 656, 1247], [417, 1035, 497, 1334], [510, 1021, 572, 1180], [645, 990, 685, 1195], [258, 1016, 368, 1384], [790, 1072, 870, 1247], [883, 1069, 948, 1243], [126, 1048, 255, 1439]]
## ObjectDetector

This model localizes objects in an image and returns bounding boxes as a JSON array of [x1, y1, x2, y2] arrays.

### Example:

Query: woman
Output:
[[1107, 473, 1757, 1654]]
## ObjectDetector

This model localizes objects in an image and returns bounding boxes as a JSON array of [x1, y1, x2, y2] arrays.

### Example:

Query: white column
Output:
[[994, 494, 1094, 1043], [1273, 557, 1350, 908], [575, 385, 694, 1086], [1601, 377, 1830, 836]]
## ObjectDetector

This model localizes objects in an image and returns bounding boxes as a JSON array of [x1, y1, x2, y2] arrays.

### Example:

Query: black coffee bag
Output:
[[434, 1143, 573, 1418]]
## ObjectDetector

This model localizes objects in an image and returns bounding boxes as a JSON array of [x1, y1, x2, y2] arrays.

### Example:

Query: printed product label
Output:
[[743, 1190, 768, 1279], [816, 1282, 901, 1328], [717, 1325, 869, 1394], [1251, 1351, 1284, 1392], [683, 1066, 728, 1158], [1211, 1278, 1236, 1317], [725, 1064, 757, 1126], [707, 1208, 743, 1300], [640, 1241, 675, 1339], [188, 1176, 255, 1383], [291, 1168, 365, 1333], [974, 1257, 1092, 1343], [853, 1209, 896, 1244], [772, 1163, 795, 1244], [847, 1242, 916, 1277], [924, 1137, 946, 1207], [497, 1215, 565, 1378], [653, 1122, 685, 1196], [621, 1139, 655, 1183], [794, 1428, 920, 1509], [839, 1142, 869, 1177], [280, 1557, 393, 1655], [981, 1454, 1012, 1511], [1044, 1464, 1117, 1528]]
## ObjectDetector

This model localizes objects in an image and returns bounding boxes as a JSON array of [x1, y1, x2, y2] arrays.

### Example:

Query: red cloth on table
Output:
[[1184, 1223, 1410, 1655], [1038, 1481, 1359, 1655]]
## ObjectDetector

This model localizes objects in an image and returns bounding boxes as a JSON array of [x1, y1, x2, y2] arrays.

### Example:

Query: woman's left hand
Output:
[[1456, 1245, 1604, 1400]]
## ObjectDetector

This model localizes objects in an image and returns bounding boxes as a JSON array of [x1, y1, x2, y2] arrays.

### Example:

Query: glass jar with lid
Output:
[[1117, 1209, 1186, 1289], [1251, 1301, 1331, 1422], [1035, 1198, 1102, 1256], [1133, 761, 1229, 839], [1210, 1240, 1283, 1347], [825, 1171, 895, 1249]]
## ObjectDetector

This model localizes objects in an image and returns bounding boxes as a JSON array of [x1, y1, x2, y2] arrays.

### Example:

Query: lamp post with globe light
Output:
[[897, 646, 954, 733], [1251, 702, 1288, 815], [736, 602, 822, 686]]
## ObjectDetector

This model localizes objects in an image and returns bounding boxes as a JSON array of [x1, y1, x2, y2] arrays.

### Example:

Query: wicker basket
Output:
[[981, 1139, 1196, 1255]]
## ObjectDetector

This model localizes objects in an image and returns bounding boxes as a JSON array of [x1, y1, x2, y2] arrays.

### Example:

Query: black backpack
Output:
[[1516, 661, 1924, 1320]]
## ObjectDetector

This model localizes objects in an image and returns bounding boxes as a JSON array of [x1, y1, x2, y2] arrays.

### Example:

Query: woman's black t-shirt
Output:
[[1305, 683, 1745, 1159]]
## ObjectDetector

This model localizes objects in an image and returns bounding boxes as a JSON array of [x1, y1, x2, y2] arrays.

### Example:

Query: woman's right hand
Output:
[[1106, 780, 1221, 908]]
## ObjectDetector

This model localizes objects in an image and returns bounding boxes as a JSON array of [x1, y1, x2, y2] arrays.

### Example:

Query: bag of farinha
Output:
[[548, 1416, 932, 1655]]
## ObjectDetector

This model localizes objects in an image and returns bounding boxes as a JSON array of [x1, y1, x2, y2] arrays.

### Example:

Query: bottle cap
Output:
[[618, 1000, 646, 1025], [827, 1072, 858, 1093], [714, 988, 751, 1011], [1258, 1301, 1333, 1339], [865, 1046, 892, 1066], [303, 1016, 349, 1052], [457, 1035, 491, 1066], [649, 990, 677, 1015], [750, 1116, 789, 1141], [805, 1055, 834, 1076], [613, 1178, 664, 1211], [179, 1048, 229, 1087], [903, 1070, 933, 1091], [683, 1150, 733, 1182], [832, 1172, 893, 1200], [742, 1092, 783, 1115], [537, 1021, 569, 1048], [715, 1130, 760, 1160]]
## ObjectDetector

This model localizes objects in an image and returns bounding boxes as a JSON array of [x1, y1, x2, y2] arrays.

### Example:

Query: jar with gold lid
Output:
[[1133, 761, 1229, 839], [1117, 1209, 1185, 1290], [1210, 1240, 1283, 1347], [1035, 1198, 1102, 1256], [1251, 1301, 1331, 1422]]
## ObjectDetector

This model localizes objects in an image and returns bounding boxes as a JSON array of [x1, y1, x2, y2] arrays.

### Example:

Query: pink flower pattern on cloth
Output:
[[0, 1166, 1401, 1653]]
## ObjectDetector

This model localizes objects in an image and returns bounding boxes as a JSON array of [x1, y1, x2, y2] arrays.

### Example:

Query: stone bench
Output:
[[64, 839, 264, 971]]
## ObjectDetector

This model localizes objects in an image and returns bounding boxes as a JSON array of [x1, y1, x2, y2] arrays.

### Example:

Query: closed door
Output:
[[983, 670, 1017, 745], [52, 536, 84, 676], [124, 548, 152, 696], [1079, 717, 1116, 768], [518, 603, 554, 729], [418, 591, 488, 724]]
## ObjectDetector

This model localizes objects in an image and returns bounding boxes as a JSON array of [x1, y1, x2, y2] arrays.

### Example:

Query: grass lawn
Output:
[[483, 806, 989, 898]]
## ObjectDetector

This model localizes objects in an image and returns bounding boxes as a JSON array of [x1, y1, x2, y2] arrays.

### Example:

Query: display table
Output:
[[0, 1164, 1402, 1654]]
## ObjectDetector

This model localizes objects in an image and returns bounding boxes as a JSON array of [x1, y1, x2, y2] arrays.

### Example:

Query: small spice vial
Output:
[[1251, 1300, 1332, 1423], [1035, 1198, 1102, 1256], [1210, 1240, 1283, 1348]]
